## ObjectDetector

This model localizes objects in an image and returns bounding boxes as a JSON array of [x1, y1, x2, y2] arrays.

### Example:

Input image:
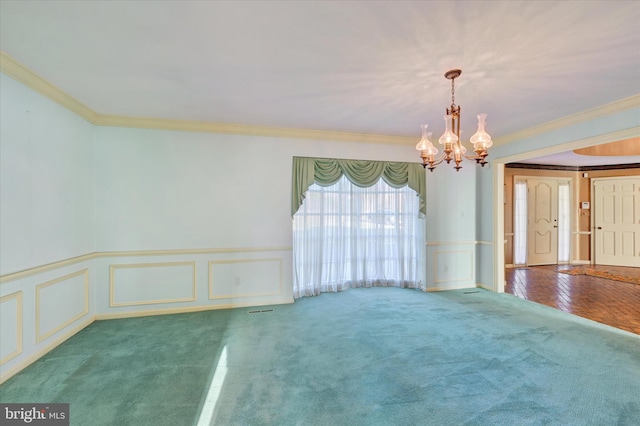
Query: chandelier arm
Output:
[[462, 152, 482, 161], [416, 69, 492, 171], [420, 152, 448, 170], [431, 154, 448, 166]]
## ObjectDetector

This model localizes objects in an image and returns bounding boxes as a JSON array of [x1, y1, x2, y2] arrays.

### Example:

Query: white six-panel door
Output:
[[593, 177, 640, 267]]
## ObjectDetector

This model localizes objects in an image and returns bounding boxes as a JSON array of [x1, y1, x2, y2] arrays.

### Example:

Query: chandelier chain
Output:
[[416, 68, 492, 172], [451, 77, 455, 106]]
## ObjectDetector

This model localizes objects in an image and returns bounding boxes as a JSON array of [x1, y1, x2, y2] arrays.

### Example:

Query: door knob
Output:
[[597, 226, 602, 230]]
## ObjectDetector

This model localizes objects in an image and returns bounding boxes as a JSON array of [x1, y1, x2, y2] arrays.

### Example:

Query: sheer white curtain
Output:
[[293, 175, 424, 298], [558, 182, 571, 263], [513, 181, 528, 265]]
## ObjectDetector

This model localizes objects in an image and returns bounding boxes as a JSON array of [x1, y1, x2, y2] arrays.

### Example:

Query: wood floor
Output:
[[505, 264, 640, 335]]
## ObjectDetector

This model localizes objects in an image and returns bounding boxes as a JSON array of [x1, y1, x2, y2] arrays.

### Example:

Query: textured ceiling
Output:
[[1, 0, 639, 146]]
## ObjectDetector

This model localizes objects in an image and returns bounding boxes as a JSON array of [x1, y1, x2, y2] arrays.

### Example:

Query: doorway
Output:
[[513, 176, 571, 266], [592, 176, 640, 266]]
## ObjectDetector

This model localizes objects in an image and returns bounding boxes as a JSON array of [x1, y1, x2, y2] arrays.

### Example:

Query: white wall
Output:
[[2, 70, 432, 381], [94, 126, 419, 251], [92, 126, 425, 316], [0, 74, 95, 275], [424, 162, 480, 290], [0, 73, 96, 381]]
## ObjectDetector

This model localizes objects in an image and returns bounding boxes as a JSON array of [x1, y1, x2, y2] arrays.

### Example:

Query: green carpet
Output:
[[1, 288, 639, 425]]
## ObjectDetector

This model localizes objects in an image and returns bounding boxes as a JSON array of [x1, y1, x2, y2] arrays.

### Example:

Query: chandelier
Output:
[[415, 69, 492, 172]]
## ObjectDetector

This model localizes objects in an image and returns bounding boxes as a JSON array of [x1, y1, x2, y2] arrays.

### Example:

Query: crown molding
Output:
[[95, 114, 416, 145], [0, 51, 99, 124], [3, 51, 637, 146], [494, 94, 640, 147], [1, 51, 413, 145], [495, 127, 640, 164]]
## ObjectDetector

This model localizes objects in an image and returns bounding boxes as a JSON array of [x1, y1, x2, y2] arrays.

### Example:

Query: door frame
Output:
[[492, 127, 639, 293], [590, 175, 640, 266], [513, 175, 573, 266]]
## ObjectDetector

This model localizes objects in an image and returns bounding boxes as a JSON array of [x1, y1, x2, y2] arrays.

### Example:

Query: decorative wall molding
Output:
[[109, 261, 197, 307], [0, 52, 412, 145], [426, 283, 476, 292], [0, 315, 94, 385], [0, 247, 293, 383], [0, 247, 293, 284], [434, 250, 474, 284], [95, 298, 293, 321], [35, 269, 89, 343], [426, 240, 492, 246], [98, 246, 292, 258], [3, 51, 637, 148], [0, 51, 99, 123], [496, 127, 640, 165], [0, 253, 95, 284], [97, 114, 415, 145], [208, 258, 283, 300], [494, 95, 640, 147], [0, 291, 23, 366]]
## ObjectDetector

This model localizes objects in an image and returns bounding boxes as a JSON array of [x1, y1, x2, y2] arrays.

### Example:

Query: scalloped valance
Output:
[[291, 157, 426, 217]]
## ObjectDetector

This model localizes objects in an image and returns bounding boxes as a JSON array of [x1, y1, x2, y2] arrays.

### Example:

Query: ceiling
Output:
[[1, 1, 639, 149]]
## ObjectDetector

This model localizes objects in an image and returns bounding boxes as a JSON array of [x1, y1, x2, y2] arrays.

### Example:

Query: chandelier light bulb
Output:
[[470, 113, 493, 149], [416, 69, 492, 171], [453, 142, 466, 154], [438, 115, 458, 146], [425, 132, 439, 155], [415, 124, 431, 151]]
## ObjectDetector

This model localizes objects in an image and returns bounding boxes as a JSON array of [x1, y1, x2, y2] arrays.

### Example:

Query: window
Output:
[[293, 175, 425, 298], [558, 182, 571, 263], [513, 181, 527, 265]]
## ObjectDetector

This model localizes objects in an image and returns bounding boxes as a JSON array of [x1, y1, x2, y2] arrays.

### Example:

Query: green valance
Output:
[[292, 156, 426, 217]]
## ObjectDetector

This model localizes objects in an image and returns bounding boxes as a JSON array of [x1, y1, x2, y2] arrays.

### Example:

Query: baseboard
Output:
[[505, 264, 515, 269], [426, 283, 477, 292], [95, 298, 295, 321], [571, 260, 591, 265], [1, 298, 296, 384], [0, 316, 95, 385], [477, 283, 493, 291]]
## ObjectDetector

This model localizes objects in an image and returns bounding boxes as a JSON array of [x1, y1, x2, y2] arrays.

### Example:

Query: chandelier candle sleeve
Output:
[[416, 69, 492, 171]]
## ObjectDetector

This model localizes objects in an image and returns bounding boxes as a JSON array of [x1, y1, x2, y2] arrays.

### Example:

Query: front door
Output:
[[594, 177, 640, 266], [527, 179, 558, 265]]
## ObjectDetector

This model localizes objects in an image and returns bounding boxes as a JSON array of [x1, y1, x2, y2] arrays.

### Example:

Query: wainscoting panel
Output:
[[1, 258, 95, 385], [0, 291, 23, 365], [434, 250, 474, 283], [425, 242, 477, 291], [110, 261, 196, 307], [1, 247, 292, 382], [209, 258, 283, 300], [36, 269, 89, 343]]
